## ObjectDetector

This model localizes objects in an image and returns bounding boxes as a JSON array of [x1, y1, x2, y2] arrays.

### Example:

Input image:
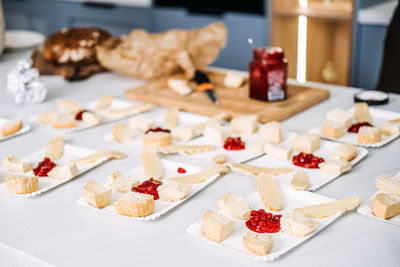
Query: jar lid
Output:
[[354, 90, 389, 105], [254, 46, 284, 60]]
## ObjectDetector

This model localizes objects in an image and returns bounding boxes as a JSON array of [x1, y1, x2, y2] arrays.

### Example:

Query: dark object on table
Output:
[[354, 90, 389, 106], [376, 4, 400, 94], [193, 70, 219, 104]]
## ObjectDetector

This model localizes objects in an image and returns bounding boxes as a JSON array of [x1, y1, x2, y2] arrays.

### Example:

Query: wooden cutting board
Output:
[[125, 71, 330, 123]]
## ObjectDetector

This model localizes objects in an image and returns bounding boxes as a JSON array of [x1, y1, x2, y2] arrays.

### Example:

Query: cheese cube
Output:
[[358, 126, 381, 144], [217, 192, 252, 220], [292, 133, 321, 153], [129, 115, 154, 132], [223, 72, 245, 88], [371, 193, 400, 219], [322, 120, 345, 139], [231, 114, 258, 135], [260, 121, 281, 143], [354, 102, 371, 123], [376, 175, 400, 197], [202, 210, 234, 242], [203, 123, 229, 143], [326, 108, 354, 127], [242, 233, 273, 256], [48, 164, 79, 180], [264, 142, 292, 160], [171, 126, 197, 141], [281, 212, 319, 237], [84, 180, 112, 209], [378, 121, 400, 136], [318, 160, 352, 175], [333, 144, 357, 161]]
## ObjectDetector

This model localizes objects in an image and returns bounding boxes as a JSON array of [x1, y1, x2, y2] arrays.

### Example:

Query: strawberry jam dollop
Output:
[[132, 178, 162, 200], [223, 137, 245, 150], [33, 157, 56, 176], [347, 122, 373, 133], [292, 152, 324, 169], [246, 209, 282, 233], [145, 127, 171, 134], [177, 167, 186, 173], [74, 110, 88, 121]]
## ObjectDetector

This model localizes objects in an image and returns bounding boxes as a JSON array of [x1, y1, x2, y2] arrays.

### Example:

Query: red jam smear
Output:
[[347, 122, 373, 133], [292, 152, 324, 169], [145, 127, 171, 134], [177, 167, 186, 173], [223, 137, 245, 150], [74, 110, 88, 121], [33, 157, 56, 177], [132, 178, 162, 200], [246, 209, 282, 233]]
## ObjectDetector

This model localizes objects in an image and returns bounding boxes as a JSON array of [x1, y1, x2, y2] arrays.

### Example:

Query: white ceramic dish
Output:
[[5, 30, 45, 49], [0, 117, 30, 142]]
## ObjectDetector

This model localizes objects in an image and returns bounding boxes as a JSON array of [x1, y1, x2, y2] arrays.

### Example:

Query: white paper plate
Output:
[[241, 136, 368, 191], [104, 110, 209, 147], [0, 144, 108, 198], [30, 97, 151, 133], [0, 118, 30, 142], [357, 171, 400, 226], [5, 30, 45, 49], [310, 107, 400, 148], [187, 185, 342, 262], [77, 159, 224, 221]]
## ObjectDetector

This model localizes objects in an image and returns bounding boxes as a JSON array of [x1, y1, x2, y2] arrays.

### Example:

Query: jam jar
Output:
[[249, 47, 287, 102]]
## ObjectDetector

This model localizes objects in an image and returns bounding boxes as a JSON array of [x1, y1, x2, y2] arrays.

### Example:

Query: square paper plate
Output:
[[241, 137, 368, 191], [30, 97, 151, 132], [177, 129, 297, 165], [77, 159, 224, 221], [357, 171, 400, 226], [310, 107, 400, 148], [0, 144, 108, 198], [187, 185, 342, 262], [0, 117, 30, 142], [103, 110, 209, 148]]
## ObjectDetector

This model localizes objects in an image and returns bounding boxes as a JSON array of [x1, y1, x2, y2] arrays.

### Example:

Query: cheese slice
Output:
[[376, 175, 400, 197], [242, 233, 273, 256], [158, 182, 191, 202], [318, 160, 352, 175], [57, 99, 82, 115], [202, 210, 234, 243], [281, 212, 319, 237], [141, 150, 163, 180], [229, 162, 291, 176], [71, 149, 126, 164], [106, 104, 153, 116], [294, 195, 360, 218], [290, 170, 309, 191], [167, 78, 192, 96], [354, 102, 371, 123], [107, 171, 139, 193], [95, 95, 114, 110], [168, 165, 228, 184], [371, 193, 400, 219], [45, 136, 64, 160], [129, 115, 155, 132], [217, 192, 252, 220], [48, 163, 79, 180], [254, 173, 282, 211], [3, 155, 33, 173]]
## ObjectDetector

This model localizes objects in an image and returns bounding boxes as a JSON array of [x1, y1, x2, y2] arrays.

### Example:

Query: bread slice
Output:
[[354, 102, 371, 123], [229, 162, 291, 176], [326, 108, 354, 128], [213, 154, 228, 164], [254, 173, 282, 211], [45, 136, 64, 160], [291, 170, 309, 191], [168, 165, 229, 184], [95, 95, 114, 110], [158, 181, 191, 202], [357, 126, 381, 144], [129, 115, 155, 132], [1, 118, 22, 137], [82, 111, 102, 126], [113, 123, 134, 143], [378, 121, 400, 136], [260, 121, 281, 143], [291, 133, 320, 154], [47, 163, 79, 180], [231, 114, 258, 135], [294, 195, 360, 218], [83, 180, 112, 209], [242, 233, 273, 256], [57, 99, 82, 115], [217, 192, 252, 220], [223, 72, 244, 88], [322, 120, 345, 139], [203, 123, 229, 143], [114, 192, 155, 217], [51, 117, 77, 129], [167, 78, 192, 96], [371, 193, 400, 219], [142, 131, 172, 150], [3, 155, 33, 173], [264, 142, 292, 160], [6, 175, 39, 194], [318, 160, 352, 175], [71, 149, 126, 164], [376, 175, 400, 197], [333, 143, 357, 161], [37, 110, 59, 124], [141, 150, 162, 180], [164, 107, 180, 129], [202, 210, 234, 242], [171, 126, 197, 141], [281, 212, 319, 237], [107, 171, 139, 193]]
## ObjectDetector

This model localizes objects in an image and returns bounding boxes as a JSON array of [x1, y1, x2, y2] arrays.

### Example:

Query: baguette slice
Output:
[[281, 212, 319, 237], [51, 117, 77, 129], [71, 149, 126, 164], [229, 162, 291, 176], [376, 175, 400, 197], [47, 164, 79, 180], [37, 110, 59, 124], [202, 210, 234, 242], [142, 131, 172, 150], [107, 171, 139, 193], [5, 175, 39, 194], [141, 150, 162, 180], [158, 182, 191, 202], [290, 170, 309, 191], [1, 118, 22, 137], [217, 192, 252, 220], [57, 99, 82, 115], [168, 165, 228, 184], [3, 155, 33, 173], [45, 136, 64, 160], [164, 107, 179, 129], [294, 195, 360, 218], [371, 193, 400, 219], [83, 180, 112, 209], [95, 95, 114, 110], [114, 192, 155, 217], [254, 173, 282, 211], [242, 233, 273, 256]]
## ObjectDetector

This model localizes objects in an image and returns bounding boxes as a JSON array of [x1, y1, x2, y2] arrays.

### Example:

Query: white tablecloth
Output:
[[0, 50, 399, 267]]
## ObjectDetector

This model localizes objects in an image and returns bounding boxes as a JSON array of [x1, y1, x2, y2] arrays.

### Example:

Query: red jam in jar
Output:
[[177, 167, 186, 173], [249, 47, 287, 102], [223, 137, 245, 150], [132, 178, 162, 200], [145, 127, 171, 134], [292, 152, 324, 169], [74, 110, 88, 121], [348, 122, 373, 133], [33, 157, 56, 176], [246, 209, 282, 233]]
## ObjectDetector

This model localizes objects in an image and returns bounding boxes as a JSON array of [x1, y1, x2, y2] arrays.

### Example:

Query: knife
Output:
[[194, 70, 219, 105]]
